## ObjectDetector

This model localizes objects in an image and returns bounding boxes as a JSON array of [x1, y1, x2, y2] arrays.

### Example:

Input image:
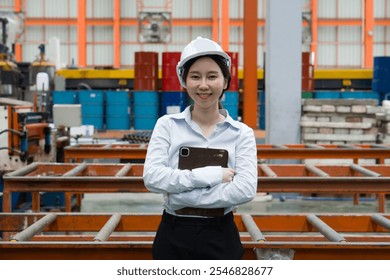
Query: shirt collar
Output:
[[171, 105, 240, 129]]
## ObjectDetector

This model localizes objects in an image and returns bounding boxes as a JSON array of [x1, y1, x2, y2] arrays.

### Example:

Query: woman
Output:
[[143, 37, 258, 260]]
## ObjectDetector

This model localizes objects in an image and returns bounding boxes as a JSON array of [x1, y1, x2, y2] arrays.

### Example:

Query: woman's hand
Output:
[[222, 168, 236, 183]]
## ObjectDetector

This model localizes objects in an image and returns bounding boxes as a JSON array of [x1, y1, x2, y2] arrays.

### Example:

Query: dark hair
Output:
[[182, 54, 231, 97]]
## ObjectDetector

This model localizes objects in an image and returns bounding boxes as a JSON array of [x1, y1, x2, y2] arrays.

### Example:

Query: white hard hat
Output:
[[176, 36, 231, 88]]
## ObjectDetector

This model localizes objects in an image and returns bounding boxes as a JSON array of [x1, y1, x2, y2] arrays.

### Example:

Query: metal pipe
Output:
[[259, 164, 277, 177], [370, 144, 390, 149], [94, 213, 122, 242], [115, 163, 132, 177], [272, 144, 288, 149], [339, 144, 359, 149], [4, 162, 38, 177], [350, 164, 381, 177], [306, 214, 345, 242], [242, 214, 265, 242], [62, 163, 87, 177], [10, 213, 57, 241], [305, 144, 325, 149], [371, 214, 390, 230], [305, 164, 329, 177]]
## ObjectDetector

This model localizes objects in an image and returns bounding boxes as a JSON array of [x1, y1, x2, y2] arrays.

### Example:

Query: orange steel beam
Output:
[[64, 144, 148, 162], [375, 19, 390, 25], [24, 17, 241, 27], [23, 17, 262, 27], [77, 0, 87, 67], [2, 241, 390, 260], [221, 0, 229, 51], [317, 19, 368, 26], [2, 213, 390, 236], [13, 0, 22, 61], [113, 0, 120, 68], [2, 213, 390, 260], [311, 0, 318, 67], [212, 0, 219, 42], [364, 0, 374, 68], [243, 0, 258, 128], [3, 163, 390, 212], [24, 18, 78, 25], [13, 43, 22, 62], [14, 0, 22, 12], [63, 143, 390, 163]]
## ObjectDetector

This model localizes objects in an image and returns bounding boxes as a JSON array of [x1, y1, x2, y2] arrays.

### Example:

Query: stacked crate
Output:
[[376, 101, 390, 144], [301, 99, 380, 144]]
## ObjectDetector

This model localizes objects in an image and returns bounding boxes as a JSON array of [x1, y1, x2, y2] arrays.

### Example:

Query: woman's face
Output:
[[185, 56, 228, 109]]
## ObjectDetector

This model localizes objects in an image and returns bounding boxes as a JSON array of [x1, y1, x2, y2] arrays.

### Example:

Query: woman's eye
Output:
[[190, 75, 200, 79]]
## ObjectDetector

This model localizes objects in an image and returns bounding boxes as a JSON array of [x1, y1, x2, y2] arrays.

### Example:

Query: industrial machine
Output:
[[0, 18, 21, 97], [0, 98, 55, 211], [0, 98, 54, 171], [30, 44, 56, 91]]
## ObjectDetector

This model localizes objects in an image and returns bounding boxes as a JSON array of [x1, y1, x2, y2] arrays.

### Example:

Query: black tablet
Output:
[[178, 146, 229, 170]]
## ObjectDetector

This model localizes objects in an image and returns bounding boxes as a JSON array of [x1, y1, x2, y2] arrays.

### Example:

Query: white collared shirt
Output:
[[142, 105, 258, 215]]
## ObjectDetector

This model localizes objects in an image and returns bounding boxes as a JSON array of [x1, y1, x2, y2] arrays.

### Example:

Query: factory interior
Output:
[[1, 0, 390, 261]]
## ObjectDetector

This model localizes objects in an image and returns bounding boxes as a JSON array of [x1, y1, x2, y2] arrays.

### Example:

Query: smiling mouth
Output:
[[198, 93, 212, 98]]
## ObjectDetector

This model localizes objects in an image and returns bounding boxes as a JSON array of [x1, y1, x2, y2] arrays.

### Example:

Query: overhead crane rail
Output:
[[3, 162, 390, 213], [1, 213, 390, 260]]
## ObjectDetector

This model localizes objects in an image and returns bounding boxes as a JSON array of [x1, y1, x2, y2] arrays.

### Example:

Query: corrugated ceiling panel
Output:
[[121, 0, 138, 18], [317, 26, 336, 67], [142, 0, 168, 10], [338, 0, 362, 18], [173, 0, 212, 18], [87, 0, 113, 18], [45, 26, 72, 44], [121, 26, 137, 42], [337, 25, 362, 66], [258, 0, 266, 18], [26, 0, 44, 17], [374, 0, 390, 18], [373, 25, 390, 56], [230, 0, 242, 18], [172, 0, 190, 18], [374, 26, 385, 42], [338, 26, 361, 43], [318, 0, 337, 18], [229, 26, 240, 42], [87, 26, 113, 42], [25, 26, 42, 42], [318, 26, 336, 42], [45, 0, 72, 18], [120, 45, 133, 66], [25, 0, 77, 18], [0, 0, 15, 11], [87, 44, 114, 65], [191, 0, 212, 18], [317, 44, 337, 67]]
